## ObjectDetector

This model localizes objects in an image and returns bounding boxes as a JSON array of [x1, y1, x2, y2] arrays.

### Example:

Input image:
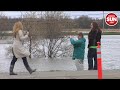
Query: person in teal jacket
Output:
[[70, 32, 86, 71]]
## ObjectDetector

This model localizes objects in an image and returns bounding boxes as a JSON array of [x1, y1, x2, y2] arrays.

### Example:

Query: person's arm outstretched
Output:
[[70, 38, 82, 45], [18, 30, 29, 41]]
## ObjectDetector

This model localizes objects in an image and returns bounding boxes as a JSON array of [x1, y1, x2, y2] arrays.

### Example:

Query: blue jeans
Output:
[[87, 48, 97, 70]]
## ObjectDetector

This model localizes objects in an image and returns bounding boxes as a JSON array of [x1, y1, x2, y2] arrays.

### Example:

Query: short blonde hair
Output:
[[13, 21, 23, 37]]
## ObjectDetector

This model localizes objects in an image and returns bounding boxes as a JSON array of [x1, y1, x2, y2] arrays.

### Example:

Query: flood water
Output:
[[0, 35, 120, 73]]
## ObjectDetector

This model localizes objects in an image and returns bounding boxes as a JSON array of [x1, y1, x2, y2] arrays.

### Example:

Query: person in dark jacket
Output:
[[70, 32, 86, 71], [88, 22, 102, 70]]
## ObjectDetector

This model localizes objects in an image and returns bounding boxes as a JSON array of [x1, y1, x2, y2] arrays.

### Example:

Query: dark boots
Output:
[[25, 67, 36, 74], [9, 56, 17, 75], [9, 65, 17, 75], [22, 57, 36, 74], [9, 56, 36, 75], [9, 62, 36, 75], [9, 64, 36, 75]]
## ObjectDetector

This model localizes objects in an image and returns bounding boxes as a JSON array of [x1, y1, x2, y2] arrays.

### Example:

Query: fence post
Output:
[[97, 42, 103, 79]]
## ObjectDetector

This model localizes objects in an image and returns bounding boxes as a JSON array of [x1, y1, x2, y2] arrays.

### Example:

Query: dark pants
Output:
[[10, 56, 30, 68], [88, 48, 97, 70], [10, 48, 30, 70]]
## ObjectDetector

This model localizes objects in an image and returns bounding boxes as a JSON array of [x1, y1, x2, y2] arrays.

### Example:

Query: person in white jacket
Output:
[[9, 21, 36, 75]]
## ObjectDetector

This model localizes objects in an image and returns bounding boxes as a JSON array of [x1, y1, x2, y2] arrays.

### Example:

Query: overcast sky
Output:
[[1, 11, 120, 19]]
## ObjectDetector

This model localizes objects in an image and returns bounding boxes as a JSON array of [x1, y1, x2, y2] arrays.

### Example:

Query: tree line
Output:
[[3, 11, 120, 59], [0, 15, 120, 32]]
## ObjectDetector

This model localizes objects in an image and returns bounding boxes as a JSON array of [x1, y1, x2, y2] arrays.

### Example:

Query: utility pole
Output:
[[103, 11, 105, 30]]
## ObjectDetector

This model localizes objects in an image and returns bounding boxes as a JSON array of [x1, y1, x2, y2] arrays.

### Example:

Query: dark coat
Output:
[[88, 29, 102, 48]]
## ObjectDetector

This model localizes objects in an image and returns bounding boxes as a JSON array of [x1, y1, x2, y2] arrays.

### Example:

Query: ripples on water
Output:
[[0, 35, 120, 72]]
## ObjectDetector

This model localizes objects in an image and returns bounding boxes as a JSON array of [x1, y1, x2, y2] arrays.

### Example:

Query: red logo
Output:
[[105, 13, 118, 26]]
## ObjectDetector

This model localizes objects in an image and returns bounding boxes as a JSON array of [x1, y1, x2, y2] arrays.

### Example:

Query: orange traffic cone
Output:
[[97, 42, 103, 79]]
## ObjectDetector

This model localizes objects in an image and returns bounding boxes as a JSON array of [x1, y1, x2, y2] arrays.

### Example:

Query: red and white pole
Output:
[[97, 42, 103, 79]]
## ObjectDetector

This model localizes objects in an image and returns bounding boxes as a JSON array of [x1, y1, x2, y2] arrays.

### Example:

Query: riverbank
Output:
[[0, 70, 120, 79], [1, 29, 120, 37], [69, 32, 120, 35]]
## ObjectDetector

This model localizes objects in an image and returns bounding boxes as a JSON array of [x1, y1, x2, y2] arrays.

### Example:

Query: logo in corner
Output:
[[105, 13, 118, 26]]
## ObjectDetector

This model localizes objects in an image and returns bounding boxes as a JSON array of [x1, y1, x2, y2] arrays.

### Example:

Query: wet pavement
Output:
[[0, 70, 120, 79]]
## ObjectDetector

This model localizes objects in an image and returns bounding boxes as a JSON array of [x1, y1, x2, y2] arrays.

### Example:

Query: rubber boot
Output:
[[9, 65, 17, 75], [22, 57, 36, 74], [26, 66, 36, 74]]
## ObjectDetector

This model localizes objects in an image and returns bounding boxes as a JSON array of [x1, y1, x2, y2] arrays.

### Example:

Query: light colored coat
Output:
[[12, 30, 30, 58]]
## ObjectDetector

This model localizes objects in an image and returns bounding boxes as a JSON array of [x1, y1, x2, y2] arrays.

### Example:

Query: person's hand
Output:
[[69, 35, 73, 38]]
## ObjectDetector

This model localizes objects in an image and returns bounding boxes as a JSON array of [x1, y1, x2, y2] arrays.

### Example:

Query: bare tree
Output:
[[0, 12, 8, 40], [36, 11, 73, 58], [20, 11, 41, 58], [5, 11, 73, 59]]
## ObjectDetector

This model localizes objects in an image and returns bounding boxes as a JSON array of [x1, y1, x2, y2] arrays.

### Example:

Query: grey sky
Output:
[[1, 11, 120, 19]]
